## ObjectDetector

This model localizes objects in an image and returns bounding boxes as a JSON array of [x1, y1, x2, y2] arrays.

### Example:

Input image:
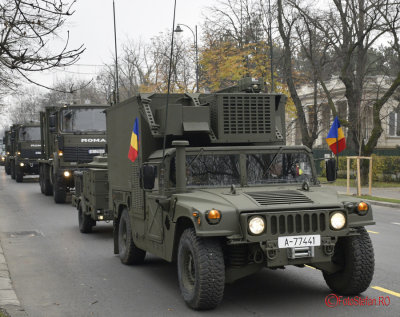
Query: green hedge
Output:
[[319, 155, 400, 182]]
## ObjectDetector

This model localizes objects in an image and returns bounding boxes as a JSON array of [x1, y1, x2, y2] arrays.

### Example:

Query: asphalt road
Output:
[[0, 166, 399, 317]]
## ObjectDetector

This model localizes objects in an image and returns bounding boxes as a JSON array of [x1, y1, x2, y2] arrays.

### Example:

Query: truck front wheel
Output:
[[10, 163, 15, 179], [323, 227, 374, 295], [40, 165, 53, 196], [53, 177, 66, 204], [78, 205, 94, 233], [118, 209, 146, 265], [177, 228, 225, 310], [15, 165, 23, 183]]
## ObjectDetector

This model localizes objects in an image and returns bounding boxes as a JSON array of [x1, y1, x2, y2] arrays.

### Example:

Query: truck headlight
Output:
[[63, 171, 71, 177], [17, 151, 21, 156], [1, 157, 5, 161], [58, 150, 63, 156], [19, 162, 25, 167], [330, 211, 346, 230], [248, 216, 265, 235]]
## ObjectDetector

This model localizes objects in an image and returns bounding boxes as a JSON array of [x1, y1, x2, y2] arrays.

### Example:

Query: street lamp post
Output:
[[174, 24, 199, 93]]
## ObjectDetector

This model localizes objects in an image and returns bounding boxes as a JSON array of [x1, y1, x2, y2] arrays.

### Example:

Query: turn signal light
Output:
[[206, 209, 221, 225], [357, 202, 369, 215]]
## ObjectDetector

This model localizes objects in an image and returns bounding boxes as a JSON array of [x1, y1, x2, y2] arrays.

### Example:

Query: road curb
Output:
[[337, 191, 400, 209], [0, 239, 27, 317]]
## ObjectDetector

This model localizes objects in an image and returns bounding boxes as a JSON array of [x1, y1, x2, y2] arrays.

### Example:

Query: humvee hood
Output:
[[175, 186, 344, 213]]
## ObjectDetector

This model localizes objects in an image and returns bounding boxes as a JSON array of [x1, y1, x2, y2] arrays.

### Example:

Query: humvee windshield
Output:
[[61, 108, 106, 133], [19, 127, 40, 141], [182, 151, 313, 187]]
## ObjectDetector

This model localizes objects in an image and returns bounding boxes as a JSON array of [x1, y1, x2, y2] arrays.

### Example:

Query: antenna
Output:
[[162, 0, 178, 160], [113, 0, 119, 103]]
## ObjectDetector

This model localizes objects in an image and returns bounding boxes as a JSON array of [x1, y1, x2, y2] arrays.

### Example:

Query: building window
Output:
[[388, 110, 400, 137]]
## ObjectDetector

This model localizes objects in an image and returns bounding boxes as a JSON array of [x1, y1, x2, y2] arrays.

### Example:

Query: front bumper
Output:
[[17, 159, 39, 174]]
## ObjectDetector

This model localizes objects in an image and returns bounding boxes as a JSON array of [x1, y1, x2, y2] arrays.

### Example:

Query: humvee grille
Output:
[[222, 95, 271, 134], [63, 146, 106, 163], [269, 212, 327, 235], [245, 190, 313, 206]]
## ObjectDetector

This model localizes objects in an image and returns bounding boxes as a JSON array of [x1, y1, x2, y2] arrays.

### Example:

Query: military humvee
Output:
[[38, 104, 109, 203], [72, 155, 112, 233], [10, 123, 42, 182], [106, 78, 374, 310]]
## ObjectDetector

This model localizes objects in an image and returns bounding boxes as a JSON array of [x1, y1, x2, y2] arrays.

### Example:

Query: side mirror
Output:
[[326, 158, 337, 182], [142, 165, 156, 190]]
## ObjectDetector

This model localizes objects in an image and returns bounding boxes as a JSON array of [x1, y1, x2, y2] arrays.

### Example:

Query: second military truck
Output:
[[39, 104, 109, 203], [105, 78, 375, 310]]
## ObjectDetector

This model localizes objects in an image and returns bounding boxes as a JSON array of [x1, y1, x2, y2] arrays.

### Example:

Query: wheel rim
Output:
[[182, 248, 196, 291]]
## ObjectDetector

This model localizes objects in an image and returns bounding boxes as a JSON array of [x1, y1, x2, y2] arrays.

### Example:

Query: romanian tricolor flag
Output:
[[128, 117, 139, 162], [326, 116, 346, 155]]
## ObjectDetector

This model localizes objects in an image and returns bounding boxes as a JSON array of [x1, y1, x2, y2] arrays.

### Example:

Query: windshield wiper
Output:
[[263, 146, 284, 176], [188, 148, 204, 168]]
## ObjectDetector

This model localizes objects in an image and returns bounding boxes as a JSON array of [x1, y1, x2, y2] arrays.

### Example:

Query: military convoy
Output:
[[38, 104, 108, 203], [0, 78, 375, 310]]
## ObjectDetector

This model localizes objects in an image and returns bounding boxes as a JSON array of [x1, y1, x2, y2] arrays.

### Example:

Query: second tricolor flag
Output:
[[128, 117, 139, 162]]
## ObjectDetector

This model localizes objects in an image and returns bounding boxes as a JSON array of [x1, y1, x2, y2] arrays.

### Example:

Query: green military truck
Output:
[[105, 78, 374, 310], [9, 123, 42, 183], [72, 155, 112, 233], [39, 104, 109, 204]]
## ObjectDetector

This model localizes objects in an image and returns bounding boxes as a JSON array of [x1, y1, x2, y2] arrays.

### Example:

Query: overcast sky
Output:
[[30, 0, 215, 87]]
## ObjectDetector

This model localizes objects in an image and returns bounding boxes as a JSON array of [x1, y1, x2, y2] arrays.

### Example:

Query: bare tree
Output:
[[0, 0, 84, 92]]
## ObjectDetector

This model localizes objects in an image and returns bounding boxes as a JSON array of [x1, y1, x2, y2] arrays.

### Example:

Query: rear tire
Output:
[[15, 165, 23, 183], [177, 228, 225, 310], [118, 209, 146, 265], [323, 227, 374, 295], [78, 205, 94, 233]]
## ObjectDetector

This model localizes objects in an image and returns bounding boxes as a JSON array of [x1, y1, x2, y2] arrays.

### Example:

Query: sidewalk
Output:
[[321, 184, 400, 208], [0, 240, 27, 317]]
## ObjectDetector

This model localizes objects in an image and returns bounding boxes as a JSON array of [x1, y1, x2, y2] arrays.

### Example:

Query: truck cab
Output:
[[39, 104, 109, 203]]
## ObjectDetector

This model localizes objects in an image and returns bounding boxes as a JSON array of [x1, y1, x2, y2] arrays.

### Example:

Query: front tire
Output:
[[40, 165, 53, 196], [10, 163, 15, 179], [177, 228, 225, 310], [323, 227, 374, 295], [78, 205, 94, 233], [53, 177, 66, 204], [118, 209, 146, 265], [15, 165, 23, 183]]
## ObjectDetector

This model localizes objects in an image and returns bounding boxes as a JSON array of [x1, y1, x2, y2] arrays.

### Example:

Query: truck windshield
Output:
[[61, 108, 106, 133], [246, 152, 313, 184], [19, 127, 40, 141], [186, 154, 240, 187]]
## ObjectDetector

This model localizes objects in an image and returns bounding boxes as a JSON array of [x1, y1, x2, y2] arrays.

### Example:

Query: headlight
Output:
[[19, 163, 25, 167], [248, 216, 265, 235], [58, 150, 63, 156], [1, 157, 5, 161], [17, 151, 21, 155], [63, 171, 71, 177], [330, 211, 346, 230]]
